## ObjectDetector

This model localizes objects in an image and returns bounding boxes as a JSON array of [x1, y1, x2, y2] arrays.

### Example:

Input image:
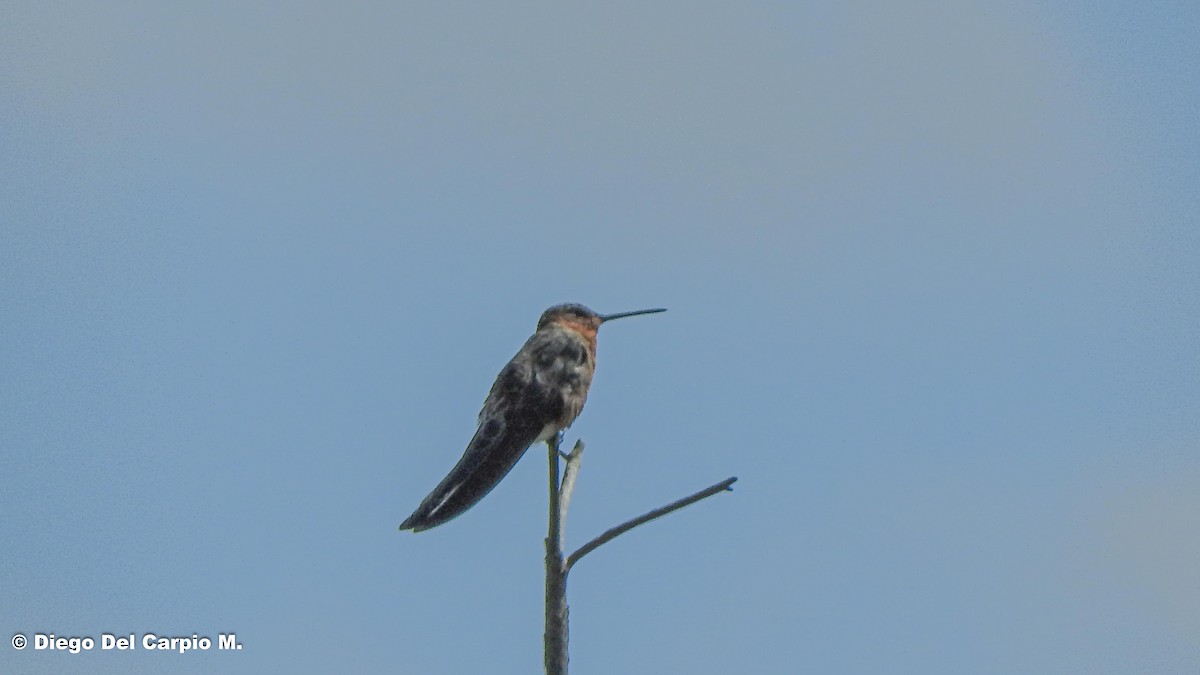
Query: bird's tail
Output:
[[399, 425, 538, 532]]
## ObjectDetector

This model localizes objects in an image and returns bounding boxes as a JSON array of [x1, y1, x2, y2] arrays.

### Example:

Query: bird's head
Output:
[[536, 303, 666, 337]]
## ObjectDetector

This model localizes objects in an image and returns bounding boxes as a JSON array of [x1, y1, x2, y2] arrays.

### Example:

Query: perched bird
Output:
[[399, 303, 666, 532]]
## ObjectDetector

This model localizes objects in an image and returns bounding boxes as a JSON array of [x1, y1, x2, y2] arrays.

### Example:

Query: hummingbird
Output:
[[399, 303, 666, 532]]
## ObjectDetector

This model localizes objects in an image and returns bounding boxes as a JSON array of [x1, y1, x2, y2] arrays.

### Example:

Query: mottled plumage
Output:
[[399, 303, 665, 532]]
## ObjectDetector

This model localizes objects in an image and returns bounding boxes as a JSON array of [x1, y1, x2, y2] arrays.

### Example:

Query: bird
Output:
[[399, 303, 666, 532]]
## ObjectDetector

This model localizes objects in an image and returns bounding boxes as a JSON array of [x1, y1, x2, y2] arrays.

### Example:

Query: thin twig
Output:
[[558, 441, 585, 538], [564, 476, 737, 573]]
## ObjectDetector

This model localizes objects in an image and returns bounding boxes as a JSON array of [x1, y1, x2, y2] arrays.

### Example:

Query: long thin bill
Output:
[[598, 308, 667, 322]]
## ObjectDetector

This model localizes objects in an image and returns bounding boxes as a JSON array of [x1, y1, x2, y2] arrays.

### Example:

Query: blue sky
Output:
[[2, 2, 1197, 673]]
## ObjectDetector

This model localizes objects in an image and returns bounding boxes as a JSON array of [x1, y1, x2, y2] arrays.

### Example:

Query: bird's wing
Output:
[[399, 339, 564, 532]]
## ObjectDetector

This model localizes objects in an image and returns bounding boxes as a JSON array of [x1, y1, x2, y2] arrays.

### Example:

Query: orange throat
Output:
[[554, 318, 599, 354]]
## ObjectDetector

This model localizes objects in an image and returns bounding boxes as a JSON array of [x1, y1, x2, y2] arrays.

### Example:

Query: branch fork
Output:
[[543, 434, 736, 675]]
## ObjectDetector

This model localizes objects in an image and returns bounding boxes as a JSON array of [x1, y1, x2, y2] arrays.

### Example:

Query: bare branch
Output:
[[546, 434, 562, 549], [544, 434, 736, 673], [544, 435, 569, 675], [558, 441, 585, 538], [564, 476, 737, 573]]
